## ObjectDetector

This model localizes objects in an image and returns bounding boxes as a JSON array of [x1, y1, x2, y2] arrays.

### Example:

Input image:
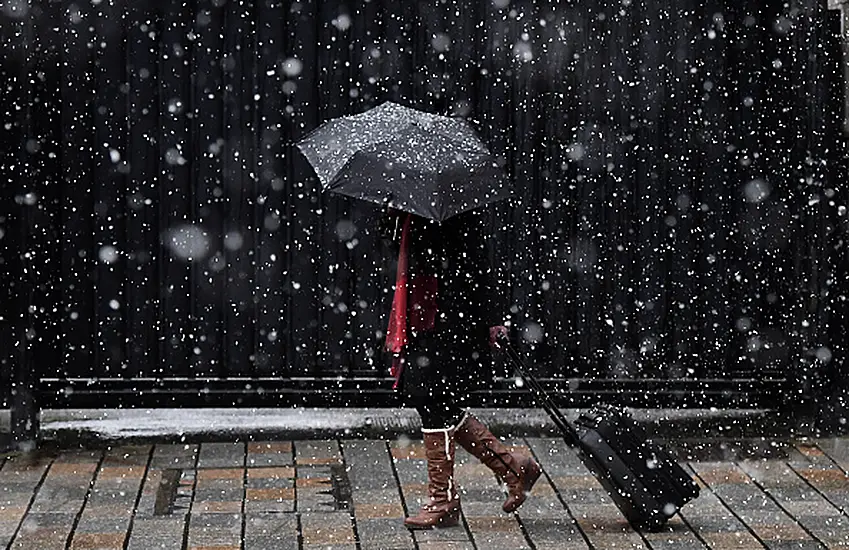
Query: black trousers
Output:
[[404, 390, 466, 430], [398, 333, 478, 430]]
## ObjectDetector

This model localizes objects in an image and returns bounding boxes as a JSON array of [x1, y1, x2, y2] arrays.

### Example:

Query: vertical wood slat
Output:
[[478, 0, 513, 368], [784, 0, 822, 396], [219, 0, 257, 378], [713, 3, 754, 379], [736, 1, 775, 380], [535, 3, 575, 375], [754, 0, 804, 381], [345, 0, 388, 373], [287, 0, 320, 375], [698, 0, 735, 380], [126, 2, 163, 378], [0, 0, 28, 409], [817, 5, 849, 430], [158, 1, 193, 378], [606, 0, 638, 379], [93, 0, 129, 377], [662, 6, 698, 378], [55, 0, 95, 393], [572, 2, 608, 375], [631, 0, 667, 378], [190, 0, 227, 377], [507, 0, 543, 367], [12, 0, 63, 443], [254, 0, 288, 377], [316, 0, 354, 374], [788, 2, 849, 424]]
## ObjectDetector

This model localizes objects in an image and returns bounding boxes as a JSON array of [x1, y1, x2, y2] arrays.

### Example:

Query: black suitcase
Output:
[[501, 341, 700, 531]]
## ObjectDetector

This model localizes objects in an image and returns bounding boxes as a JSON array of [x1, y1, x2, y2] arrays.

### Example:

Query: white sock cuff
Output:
[[421, 410, 469, 433]]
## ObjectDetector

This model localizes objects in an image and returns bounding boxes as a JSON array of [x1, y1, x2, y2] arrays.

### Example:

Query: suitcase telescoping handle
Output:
[[496, 334, 582, 448]]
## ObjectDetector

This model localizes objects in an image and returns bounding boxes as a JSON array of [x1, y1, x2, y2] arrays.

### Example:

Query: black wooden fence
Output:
[[2, 0, 847, 421]]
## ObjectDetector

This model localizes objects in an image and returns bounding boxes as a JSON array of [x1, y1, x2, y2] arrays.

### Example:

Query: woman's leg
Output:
[[454, 414, 541, 513], [401, 391, 466, 529]]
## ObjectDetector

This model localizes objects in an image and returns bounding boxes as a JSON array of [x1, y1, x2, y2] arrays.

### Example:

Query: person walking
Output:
[[380, 208, 542, 530]]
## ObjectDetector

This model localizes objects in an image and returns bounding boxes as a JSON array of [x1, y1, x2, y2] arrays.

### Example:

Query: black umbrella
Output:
[[296, 101, 510, 222]]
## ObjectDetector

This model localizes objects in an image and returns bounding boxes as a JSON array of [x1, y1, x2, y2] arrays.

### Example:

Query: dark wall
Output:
[[2, 0, 846, 407]]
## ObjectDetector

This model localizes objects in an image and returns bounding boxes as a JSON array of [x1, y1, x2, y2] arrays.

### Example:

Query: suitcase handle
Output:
[[497, 334, 581, 447]]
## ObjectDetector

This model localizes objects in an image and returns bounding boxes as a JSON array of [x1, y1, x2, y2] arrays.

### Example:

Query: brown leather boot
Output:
[[404, 428, 461, 530], [455, 414, 542, 513]]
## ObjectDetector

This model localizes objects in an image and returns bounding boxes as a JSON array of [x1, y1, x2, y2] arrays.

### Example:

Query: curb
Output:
[[3, 407, 803, 448]]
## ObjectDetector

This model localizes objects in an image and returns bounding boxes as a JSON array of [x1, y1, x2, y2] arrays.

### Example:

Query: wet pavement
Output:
[[3, 432, 849, 549]]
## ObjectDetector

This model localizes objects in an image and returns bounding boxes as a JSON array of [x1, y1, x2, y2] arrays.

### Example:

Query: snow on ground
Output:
[[0, 407, 777, 442]]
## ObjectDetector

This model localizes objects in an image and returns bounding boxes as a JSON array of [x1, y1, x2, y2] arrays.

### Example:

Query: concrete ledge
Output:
[[2, 407, 800, 448]]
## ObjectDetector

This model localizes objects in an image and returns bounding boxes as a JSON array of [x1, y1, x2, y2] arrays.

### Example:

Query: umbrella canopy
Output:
[[296, 101, 510, 222]]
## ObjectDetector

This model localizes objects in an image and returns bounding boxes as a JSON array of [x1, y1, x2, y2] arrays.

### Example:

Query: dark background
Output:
[[1, 0, 847, 411]]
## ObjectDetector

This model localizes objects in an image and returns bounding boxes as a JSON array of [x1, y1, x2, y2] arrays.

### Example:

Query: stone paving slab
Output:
[[8, 437, 849, 548]]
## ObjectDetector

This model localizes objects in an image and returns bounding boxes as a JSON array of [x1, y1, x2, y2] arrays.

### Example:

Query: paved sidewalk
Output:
[[3, 434, 849, 549]]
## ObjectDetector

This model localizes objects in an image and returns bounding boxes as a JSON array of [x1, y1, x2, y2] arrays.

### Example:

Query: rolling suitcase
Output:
[[501, 340, 700, 531]]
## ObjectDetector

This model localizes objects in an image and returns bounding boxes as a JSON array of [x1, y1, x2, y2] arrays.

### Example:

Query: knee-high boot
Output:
[[454, 414, 542, 513], [403, 428, 461, 530]]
